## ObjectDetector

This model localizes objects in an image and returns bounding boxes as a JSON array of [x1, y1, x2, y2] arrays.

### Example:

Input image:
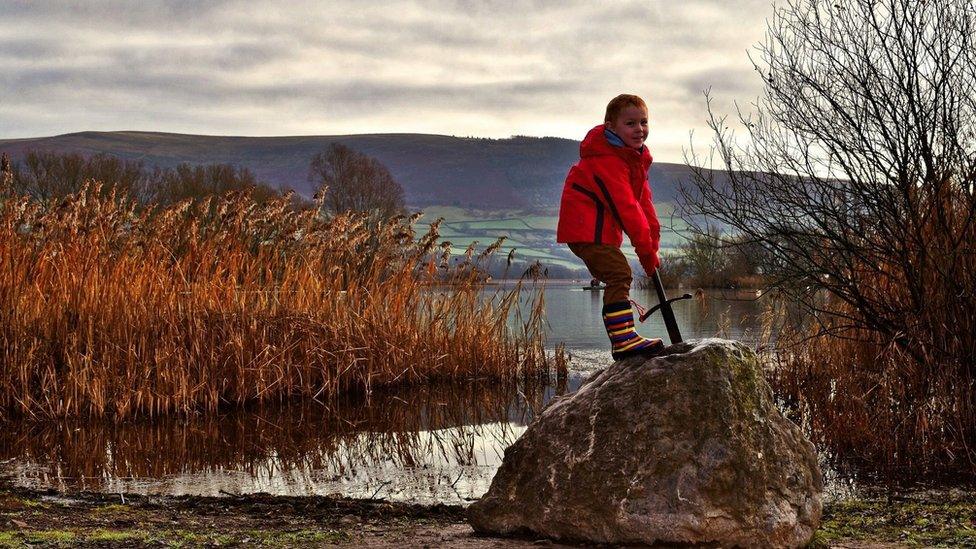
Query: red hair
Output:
[[604, 94, 647, 123]]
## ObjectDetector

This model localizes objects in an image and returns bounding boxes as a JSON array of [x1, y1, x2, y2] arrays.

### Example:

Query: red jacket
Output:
[[556, 125, 661, 274]]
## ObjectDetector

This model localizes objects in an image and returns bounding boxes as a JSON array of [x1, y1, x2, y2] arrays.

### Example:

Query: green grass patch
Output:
[[87, 529, 148, 542], [520, 215, 559, 230], [18, 499, 45, 509], [23, 530, 75, 544], [815, 495, 976, 547], [0, 532, 21, 549]]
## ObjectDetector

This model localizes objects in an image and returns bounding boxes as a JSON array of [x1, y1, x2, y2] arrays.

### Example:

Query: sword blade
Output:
[[652, 271, 683, 344]]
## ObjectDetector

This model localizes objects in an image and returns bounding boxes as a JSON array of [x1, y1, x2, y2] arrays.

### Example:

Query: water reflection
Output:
[[1, 287, 774, 503], [1, 377, 586, 504]]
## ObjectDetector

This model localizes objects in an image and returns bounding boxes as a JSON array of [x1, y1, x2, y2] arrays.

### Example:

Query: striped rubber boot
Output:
[[602, 301, 665, 360]]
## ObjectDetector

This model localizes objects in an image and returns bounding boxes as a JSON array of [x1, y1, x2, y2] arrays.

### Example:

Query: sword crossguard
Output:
[[638, 293, 693, 323]]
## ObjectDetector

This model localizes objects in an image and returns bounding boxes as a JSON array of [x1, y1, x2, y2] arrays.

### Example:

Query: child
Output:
[[556, 94, 664, 360]]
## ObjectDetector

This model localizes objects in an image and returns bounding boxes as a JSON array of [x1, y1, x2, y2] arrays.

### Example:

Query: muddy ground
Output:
[[1, 482, 975, 548]]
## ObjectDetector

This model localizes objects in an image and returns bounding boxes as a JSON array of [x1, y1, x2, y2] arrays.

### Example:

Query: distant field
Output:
[[411, 203, 692, 274]]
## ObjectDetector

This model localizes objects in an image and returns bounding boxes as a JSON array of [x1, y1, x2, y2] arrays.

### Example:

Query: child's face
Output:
[[606, 105, 649, 149]]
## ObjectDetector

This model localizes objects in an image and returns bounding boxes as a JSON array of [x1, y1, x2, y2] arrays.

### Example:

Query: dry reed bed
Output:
[[0, 184, 563, 419], [768, 186, 976, 476]]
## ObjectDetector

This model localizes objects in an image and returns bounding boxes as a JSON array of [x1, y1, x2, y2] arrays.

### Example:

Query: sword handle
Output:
[[652, 271, 684, 345]]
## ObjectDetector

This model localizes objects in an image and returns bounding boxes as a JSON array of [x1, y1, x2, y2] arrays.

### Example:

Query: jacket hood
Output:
[[579, 124, 652, 169]]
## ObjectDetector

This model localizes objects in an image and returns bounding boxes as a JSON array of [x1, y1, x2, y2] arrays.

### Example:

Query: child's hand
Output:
[[639, 252, 660, 276]]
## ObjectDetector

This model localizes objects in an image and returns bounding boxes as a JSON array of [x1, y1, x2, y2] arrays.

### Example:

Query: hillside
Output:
[[0, 131, 701, 211]]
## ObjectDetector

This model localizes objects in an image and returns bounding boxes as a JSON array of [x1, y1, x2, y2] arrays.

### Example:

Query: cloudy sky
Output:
[[0, 0, 772, 162]]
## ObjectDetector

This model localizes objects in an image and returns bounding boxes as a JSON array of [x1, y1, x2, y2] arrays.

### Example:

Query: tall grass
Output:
[[0, 183, 564, 419], [768, 185, 976, 478]]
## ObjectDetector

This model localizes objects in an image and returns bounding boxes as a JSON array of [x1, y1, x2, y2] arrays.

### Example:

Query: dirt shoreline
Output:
[[0, 484, 566, 548], [2, 482, 974, 548]]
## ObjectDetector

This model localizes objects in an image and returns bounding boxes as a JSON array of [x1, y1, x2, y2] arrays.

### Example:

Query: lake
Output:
[[4, 286, 841, 504]]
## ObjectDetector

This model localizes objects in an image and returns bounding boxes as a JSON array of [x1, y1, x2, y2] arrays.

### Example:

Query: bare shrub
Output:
[[639, 230, 764, 289], [683, 0, 976, 474]]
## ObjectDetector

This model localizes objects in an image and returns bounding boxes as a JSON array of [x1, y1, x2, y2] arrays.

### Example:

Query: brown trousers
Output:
[[568, 243, 631, 305]]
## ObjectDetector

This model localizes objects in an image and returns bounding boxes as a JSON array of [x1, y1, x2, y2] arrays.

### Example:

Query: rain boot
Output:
[[602, 300, 664, 360]]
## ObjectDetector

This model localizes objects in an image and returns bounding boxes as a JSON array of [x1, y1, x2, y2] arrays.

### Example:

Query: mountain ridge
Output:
[[0, 131, 704, 212]]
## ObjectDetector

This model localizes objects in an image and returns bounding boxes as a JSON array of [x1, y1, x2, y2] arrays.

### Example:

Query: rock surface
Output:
[[468, 338, 823, 548]]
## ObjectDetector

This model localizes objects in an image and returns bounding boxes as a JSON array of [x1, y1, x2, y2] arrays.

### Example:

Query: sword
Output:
[[637, 271, 692, 344]]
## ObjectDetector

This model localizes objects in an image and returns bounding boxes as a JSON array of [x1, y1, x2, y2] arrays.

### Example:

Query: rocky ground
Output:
[[1, 483, 975, 548]]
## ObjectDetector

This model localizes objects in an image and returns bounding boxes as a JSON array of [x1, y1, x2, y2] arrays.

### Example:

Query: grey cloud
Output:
[[0, 0, 236, 27], [101, 40, 295, 73], [1, 54, 575, 113], [0, 37, 67, 60], [313, 78, 579, 111], [677, 67, 762, 99], [0, 0, 773, 161]]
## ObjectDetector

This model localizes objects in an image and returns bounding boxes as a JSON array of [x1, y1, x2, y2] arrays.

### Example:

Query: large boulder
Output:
[[468, 338, 822, 548]]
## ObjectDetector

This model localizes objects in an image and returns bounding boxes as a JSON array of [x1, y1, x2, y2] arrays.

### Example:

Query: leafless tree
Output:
[[686, 0, 976, 355], [10, 150, 148, 201], [682, 0, 976, 471], [0, 153, 11, 192], [4, 151, 295, 208], [146, 163, 284, 206], [308, 143, 405, 219]]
